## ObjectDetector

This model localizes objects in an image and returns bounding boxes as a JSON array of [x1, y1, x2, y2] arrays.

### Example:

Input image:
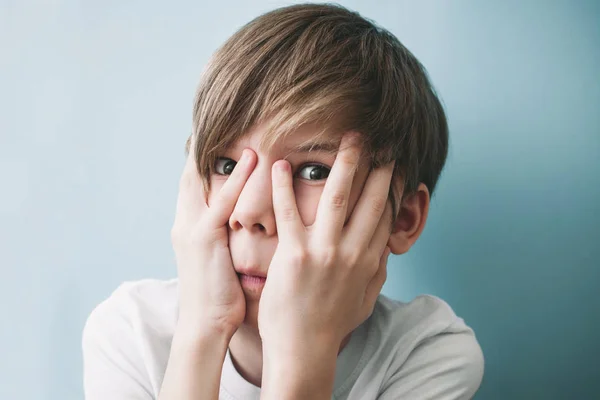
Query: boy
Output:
[[82, 3, 484, 399]]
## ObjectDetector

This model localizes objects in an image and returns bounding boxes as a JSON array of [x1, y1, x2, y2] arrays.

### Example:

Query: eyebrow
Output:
[[286, 140, 340, 155]]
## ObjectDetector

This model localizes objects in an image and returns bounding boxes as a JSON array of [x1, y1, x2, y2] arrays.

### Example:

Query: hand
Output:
[[171, 138, 257, 339], [258, 132, 394, 355]]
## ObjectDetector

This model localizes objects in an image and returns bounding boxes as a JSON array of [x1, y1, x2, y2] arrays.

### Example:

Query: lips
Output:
[[236, 267, 267, 299], [235, 266, 267, 278]]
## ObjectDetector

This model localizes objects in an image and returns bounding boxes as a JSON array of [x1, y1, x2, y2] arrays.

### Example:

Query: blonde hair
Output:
[[187, 3, 448, 217]]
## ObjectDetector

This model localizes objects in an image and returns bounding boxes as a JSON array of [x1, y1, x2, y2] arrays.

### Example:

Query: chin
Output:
[[243, 296, 261, 332]]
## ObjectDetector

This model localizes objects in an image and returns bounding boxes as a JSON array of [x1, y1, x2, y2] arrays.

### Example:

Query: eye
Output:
[[297, 164, 330, 181], [214, 158, 237, 175]]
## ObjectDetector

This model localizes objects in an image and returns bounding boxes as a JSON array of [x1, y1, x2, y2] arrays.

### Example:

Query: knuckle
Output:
[[346, 251, 361, 268], [369, 196, 387, 216], [279, 206, 297, 222], [340, 150, 359, 165], [329, 191, 347, 209], [289, 249, 309, 265], [318, 245, 339, 267]]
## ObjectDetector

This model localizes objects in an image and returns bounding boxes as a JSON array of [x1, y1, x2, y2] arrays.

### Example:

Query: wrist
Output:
[[261, 357, 337, 400], [172, 322, 232, 356], [261, 338, 339, 400], [176, 307, 239, 341], [160, 320, 232, 400], [261, 330, 340, 363]]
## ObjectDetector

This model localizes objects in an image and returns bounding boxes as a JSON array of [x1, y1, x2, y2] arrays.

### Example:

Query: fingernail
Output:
[[240, 149, 250, 164], [344, 132, 362, 145], [276, 160, 289, 174]]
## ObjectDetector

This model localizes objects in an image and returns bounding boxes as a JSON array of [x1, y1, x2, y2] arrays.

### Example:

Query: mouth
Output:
[[237, 273, 267, 284], [235, 266, 267, 278], [237, 273, 267, 298], [234, 265, 267, 299]]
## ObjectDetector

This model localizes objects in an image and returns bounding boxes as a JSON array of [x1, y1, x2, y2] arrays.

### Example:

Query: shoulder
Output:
[[83, 278, 179, 340], [364, 294, 484, 398], [82, 278, 179, 396], [372, 294, 470, 337]]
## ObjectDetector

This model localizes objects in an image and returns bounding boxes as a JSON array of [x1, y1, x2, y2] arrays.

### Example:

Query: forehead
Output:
[[234, 120, 343, 155]]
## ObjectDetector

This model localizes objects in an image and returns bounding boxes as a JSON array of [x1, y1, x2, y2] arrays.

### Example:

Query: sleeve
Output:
[[377, 330, 484, 400], [82, 289, 155, 400]]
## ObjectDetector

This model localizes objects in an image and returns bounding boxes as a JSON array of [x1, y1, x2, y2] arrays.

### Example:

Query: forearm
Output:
[[158, 325, 231, 400], [260, 342, 338, 400]]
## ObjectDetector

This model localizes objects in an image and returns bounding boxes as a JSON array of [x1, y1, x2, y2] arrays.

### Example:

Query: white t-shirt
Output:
[[82, 278, 484, 399]]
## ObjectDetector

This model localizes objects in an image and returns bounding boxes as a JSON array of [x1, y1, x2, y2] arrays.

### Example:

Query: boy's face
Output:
[[207, 120, 373, 330]]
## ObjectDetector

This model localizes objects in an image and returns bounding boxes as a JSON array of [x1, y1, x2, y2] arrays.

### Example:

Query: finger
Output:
[[368, 201, 394, 255], [174, 138, 208, 224], [314, 132, 362, 244], [210, 149, 257, 225], [361, 246, 390, 321], [344, 161, 394, 249], [272, 160, 304, 240]]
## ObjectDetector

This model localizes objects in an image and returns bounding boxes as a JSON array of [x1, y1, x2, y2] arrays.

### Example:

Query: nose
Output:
[[229, 162, 277, 236]]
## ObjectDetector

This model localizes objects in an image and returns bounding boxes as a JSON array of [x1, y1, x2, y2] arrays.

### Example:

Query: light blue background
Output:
[[1, 1, 598, 399]]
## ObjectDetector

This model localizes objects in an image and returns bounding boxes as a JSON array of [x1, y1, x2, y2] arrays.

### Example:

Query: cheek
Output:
[[293, 183, 323, 226]]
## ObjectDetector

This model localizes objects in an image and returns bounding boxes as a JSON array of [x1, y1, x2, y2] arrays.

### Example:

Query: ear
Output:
[[388, 183, 430, 255]]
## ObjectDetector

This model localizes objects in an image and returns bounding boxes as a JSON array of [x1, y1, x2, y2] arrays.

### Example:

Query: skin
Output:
[[159, 119, 430, 400]]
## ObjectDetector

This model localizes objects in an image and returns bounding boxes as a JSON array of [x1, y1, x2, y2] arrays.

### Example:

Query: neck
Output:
[[229, 324, 264, 387], [228, 324, 353, 388]]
